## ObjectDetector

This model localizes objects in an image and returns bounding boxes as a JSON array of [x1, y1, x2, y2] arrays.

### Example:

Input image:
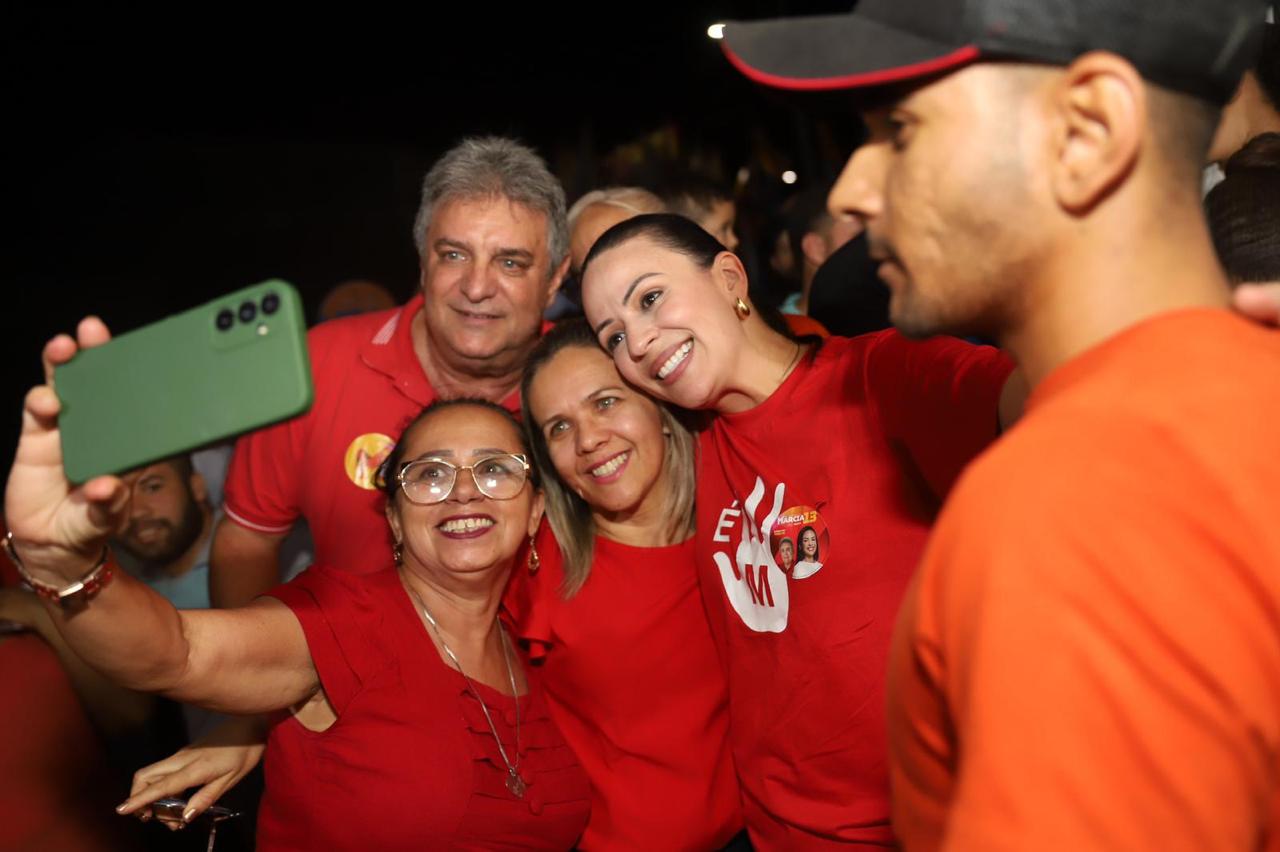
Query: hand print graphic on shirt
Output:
[[711, 476, 791, 633]]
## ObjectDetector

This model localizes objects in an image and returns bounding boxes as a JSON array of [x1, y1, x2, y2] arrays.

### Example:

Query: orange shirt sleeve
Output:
[[904, 425, 1279, 852]]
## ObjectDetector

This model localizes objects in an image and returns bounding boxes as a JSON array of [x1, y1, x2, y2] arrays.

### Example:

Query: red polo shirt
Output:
[[223, 295, 521, 574]]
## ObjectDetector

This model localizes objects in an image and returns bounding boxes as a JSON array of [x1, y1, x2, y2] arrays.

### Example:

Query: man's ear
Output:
[[417, 255, 430, 296], [544, 256, 572, 310], [801, 231, 829, 269], [1048, 52, 1145, 215]]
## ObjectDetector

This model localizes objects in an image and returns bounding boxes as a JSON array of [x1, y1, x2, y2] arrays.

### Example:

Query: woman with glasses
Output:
[[4, 319, 590, 850], [123, 319, 745, 850]]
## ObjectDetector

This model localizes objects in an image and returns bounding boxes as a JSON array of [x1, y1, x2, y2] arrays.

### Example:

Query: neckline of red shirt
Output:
[[380, 565, 534, 706], [715, 337, 827, 428], [593, 532, 697, 559]]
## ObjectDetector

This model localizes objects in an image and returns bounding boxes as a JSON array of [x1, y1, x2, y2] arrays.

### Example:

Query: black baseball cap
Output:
[[720, 0, 1269, 104]]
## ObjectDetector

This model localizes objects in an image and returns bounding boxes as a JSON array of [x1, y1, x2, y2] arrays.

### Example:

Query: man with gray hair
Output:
[[210, 136, 568, 606]]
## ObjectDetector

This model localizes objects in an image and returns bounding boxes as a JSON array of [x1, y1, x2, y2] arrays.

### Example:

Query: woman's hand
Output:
[[117, 715, 267, 827], [5, 318, 131, 582]]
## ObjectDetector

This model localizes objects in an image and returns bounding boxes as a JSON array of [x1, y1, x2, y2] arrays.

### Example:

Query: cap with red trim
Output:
[[720, 0, 1270, 104]]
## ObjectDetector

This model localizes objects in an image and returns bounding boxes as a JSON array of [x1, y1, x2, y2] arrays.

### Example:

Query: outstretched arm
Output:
[[4, 318, 319, 715]]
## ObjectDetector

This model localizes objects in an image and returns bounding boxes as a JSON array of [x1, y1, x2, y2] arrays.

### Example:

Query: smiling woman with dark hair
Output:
[[4, 319, 590, 850], [580, 213, 1016, 847]]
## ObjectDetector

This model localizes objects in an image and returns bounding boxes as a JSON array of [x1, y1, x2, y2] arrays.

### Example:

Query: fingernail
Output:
[[115, 804, 127, 813], [183, 808, 196, 823]]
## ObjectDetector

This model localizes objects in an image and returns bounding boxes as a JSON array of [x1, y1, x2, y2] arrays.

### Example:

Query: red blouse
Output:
[[506, 525, 743, 850], [260, 565, 590, 851]]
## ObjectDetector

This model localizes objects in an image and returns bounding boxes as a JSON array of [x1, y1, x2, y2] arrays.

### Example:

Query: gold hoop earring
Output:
[[734, 297, 751, 320], [527, 536, 540, 575]]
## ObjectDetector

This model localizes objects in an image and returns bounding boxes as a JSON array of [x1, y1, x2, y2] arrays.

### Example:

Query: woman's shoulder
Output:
[[267, 564, 406, 641]]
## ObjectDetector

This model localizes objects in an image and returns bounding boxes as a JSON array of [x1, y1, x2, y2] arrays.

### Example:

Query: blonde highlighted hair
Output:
[[520, 318, 696, 597]]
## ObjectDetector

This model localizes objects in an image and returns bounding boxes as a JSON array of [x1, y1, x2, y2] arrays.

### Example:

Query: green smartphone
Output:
[[55, 280, 313, 483]]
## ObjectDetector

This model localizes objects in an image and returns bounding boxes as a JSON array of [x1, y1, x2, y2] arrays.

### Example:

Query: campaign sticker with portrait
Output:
[[769, 505, 829, 580], [344, 432, 395, 491]]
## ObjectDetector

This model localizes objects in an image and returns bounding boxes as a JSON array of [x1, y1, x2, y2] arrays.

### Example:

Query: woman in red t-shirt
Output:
[[577, 214, 1013, 847], [511, 318, 743, 850], [5, 326, 590, 851]]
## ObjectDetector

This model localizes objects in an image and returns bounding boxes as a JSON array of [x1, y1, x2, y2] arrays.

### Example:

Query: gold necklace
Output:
[[780, 340, 806, 383], [409, 587, 525, 797]]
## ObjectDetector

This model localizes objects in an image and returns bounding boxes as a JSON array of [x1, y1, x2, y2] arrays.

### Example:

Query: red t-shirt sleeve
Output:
[[222, 418, 307, 535], [863, 331, 1013, 499], [265, 566, 366, 714]]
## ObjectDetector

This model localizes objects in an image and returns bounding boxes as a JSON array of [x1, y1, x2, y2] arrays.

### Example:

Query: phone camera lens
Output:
[[238, 301, 257, 323], [261, 293, 280, 315], [216, 309, 235, 331]]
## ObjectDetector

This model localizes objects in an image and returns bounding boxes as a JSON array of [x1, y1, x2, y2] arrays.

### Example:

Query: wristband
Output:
[[3, 531, 114, 609]]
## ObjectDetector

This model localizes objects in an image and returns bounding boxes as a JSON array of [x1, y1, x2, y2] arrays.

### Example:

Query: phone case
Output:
[[55, 280, 313, 483]]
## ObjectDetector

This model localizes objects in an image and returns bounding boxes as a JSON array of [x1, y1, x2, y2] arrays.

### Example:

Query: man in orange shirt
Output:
[[720, 1, 1279, 849]]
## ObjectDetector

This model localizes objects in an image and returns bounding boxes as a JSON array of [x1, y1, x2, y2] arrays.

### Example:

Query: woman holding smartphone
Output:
[[123, 319, 745, 850], [6, 319, 589, 850]]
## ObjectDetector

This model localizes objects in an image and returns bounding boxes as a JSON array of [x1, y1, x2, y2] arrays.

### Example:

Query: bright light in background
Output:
[[736, 167, 750, 185], [782, 170, 798, 185], [707, 23, 725, 39]]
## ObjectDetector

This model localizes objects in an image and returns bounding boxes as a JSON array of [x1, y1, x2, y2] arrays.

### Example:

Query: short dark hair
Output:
[[1146, 84, 1224, 178], [377, 398, 533, 502], [656, 173, 733, 222], [581, 213, 726, 279], [1206, 132, 1280, 284], [163, 454, 195, 481]]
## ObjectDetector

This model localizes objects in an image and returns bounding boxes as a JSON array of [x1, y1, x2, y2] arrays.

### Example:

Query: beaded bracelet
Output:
[[3, 531, 114, 608]]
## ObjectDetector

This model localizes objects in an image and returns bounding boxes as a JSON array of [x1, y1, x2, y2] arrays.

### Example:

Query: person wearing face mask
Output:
[[579, 213, 1019, 848], [5, 318, 590, 850]]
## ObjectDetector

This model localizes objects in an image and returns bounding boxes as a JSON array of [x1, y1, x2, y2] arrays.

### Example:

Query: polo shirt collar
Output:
[[360, 293, 436, 406]]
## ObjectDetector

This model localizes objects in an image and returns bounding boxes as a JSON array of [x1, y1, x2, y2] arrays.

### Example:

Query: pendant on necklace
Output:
[[506, 771, 526, 798]]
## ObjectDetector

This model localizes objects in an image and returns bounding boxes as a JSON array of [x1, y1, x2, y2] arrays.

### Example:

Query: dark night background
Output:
[[5, 3, 860, 461]]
